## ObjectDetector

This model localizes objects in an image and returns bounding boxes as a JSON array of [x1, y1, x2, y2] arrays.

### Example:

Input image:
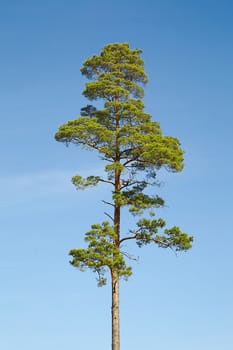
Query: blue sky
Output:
[[1, 0, 233, 349]]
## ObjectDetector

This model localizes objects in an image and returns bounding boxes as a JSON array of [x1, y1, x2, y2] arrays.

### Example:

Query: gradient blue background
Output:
[[1, 1, 233, 349]]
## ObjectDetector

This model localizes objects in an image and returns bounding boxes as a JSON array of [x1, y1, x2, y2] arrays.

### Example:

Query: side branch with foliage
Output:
[[55, 43, 193, 350]]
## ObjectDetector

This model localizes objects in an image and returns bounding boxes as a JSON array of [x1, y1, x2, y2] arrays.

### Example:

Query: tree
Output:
[[55, 43, 193, 350]]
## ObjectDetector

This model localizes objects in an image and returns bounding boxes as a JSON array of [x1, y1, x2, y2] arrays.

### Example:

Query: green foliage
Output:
[[69, 222, 132, 286], [72, 175, 101, 190], [133, 218, 193, 250], [112, 189, 164, 215], [55, 43, 184, 174], [55, 43, 193, 286]]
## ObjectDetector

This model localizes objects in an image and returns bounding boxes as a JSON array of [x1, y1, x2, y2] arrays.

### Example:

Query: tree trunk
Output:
[[112, 101, 121, 350], [111, 269, 120, 350]]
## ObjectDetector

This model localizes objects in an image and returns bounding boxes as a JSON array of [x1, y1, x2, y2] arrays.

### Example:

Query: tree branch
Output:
[[120, 179, 150, 190], [99, 178, 115, 186], [119, 235, 137, 244], [122, 155, 139, 166], [121, 251, 139, 261], [104, 211, 114, 222], [102, 200, 114, 207], [120, 229, 175, 249]]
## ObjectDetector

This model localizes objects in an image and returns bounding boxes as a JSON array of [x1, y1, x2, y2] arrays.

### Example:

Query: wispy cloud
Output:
[[0, 169, 77, 207]]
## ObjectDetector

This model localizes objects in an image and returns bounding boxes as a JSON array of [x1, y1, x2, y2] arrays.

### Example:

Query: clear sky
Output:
[[1, 1, 233, 349]]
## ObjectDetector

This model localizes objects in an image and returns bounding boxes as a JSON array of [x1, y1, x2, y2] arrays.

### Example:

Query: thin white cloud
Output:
[[0, 169, 77, 207]]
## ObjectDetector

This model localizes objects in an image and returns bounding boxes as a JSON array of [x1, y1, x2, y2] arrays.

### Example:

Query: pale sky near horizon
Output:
[[1, 1, 233, 349]]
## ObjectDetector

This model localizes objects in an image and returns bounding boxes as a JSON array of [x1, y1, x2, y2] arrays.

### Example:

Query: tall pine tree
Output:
[[55, 43, 193, 350]]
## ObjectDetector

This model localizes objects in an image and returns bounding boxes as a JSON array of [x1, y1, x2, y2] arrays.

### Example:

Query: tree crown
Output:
[[55, 43, 193, 286]]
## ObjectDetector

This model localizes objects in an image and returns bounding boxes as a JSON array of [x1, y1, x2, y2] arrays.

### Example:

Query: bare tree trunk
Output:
[[111, 269, 120, 350], [112, 199, 120, 350]]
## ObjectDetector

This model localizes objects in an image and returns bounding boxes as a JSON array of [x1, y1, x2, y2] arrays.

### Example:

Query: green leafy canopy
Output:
[[55, 43, 193, 286]]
